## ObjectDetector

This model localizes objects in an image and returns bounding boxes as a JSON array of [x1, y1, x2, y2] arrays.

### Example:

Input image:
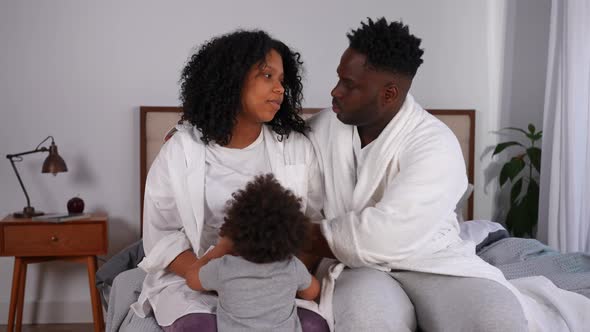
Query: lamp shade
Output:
[[42, 142, 68, 175]]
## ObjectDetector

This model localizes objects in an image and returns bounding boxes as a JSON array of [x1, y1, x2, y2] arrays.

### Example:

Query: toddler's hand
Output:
[[185, 263, 202, 291]]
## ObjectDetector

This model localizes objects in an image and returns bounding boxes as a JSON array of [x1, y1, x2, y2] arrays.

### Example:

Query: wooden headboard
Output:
[[140, 107, 475, 232]]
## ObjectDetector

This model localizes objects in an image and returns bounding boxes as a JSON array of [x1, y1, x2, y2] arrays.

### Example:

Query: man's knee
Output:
[[465, 286, 527, 332], [424, 277, 526, 332], [333, 267, 416, 332]]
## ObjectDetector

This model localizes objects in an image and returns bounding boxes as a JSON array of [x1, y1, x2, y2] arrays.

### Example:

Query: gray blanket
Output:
[[100, 237, 590, 331], [478, 237, 590, 299], [106, 268, 161, 332]]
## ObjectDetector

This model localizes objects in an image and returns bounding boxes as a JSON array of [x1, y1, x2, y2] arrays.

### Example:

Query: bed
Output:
[[97, 106, 590, 331]]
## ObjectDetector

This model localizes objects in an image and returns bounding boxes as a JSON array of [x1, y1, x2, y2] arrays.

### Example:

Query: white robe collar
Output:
[[322, 94, 426, 216]]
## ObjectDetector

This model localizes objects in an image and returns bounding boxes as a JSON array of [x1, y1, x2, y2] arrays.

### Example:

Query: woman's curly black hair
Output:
[[347, 17, 424, 78], [180, 30, 307, 146], [220, 174, 309, 264]]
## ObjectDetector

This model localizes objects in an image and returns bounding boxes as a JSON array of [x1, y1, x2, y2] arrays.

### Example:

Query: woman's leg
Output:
[[161, 313, 217, 332], [161, 309, 327, 332], [298, 308, 330, 332]]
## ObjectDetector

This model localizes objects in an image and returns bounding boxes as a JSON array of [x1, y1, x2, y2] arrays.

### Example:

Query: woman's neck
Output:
[[225, 118, 263, 149]]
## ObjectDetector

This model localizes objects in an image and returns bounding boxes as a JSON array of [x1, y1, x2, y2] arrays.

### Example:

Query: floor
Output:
[[0, 324, 93, 332]]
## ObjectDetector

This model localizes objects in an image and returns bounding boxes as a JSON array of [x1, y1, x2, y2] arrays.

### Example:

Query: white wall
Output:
[[485, 0, 551, 220], [0, 0, 550, 324]]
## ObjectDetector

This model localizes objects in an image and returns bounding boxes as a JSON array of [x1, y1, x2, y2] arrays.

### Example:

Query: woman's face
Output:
[[239, 49, 285, 124]]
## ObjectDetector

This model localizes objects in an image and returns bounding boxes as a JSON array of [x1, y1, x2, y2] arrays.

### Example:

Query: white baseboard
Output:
[[0, 300, 101, 324]]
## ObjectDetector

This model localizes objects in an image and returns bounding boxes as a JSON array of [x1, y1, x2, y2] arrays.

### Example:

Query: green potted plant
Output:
[[492, 124, 542, 237]]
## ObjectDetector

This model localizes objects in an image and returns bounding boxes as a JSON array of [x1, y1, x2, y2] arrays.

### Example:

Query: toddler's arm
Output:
[[185, 237, 233, 291], [297, 275, 320, 301]]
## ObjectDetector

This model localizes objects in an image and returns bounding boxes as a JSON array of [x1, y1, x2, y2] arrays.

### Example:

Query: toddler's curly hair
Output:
[[220, 174, 309, 263]]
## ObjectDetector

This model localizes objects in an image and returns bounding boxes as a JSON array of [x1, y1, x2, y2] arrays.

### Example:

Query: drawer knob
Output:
[[51, 236, 58, 242]]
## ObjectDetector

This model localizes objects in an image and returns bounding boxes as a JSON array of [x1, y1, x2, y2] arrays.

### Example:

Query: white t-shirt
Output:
[[352, 126, 376, 181], [200, 130, 271, 253]]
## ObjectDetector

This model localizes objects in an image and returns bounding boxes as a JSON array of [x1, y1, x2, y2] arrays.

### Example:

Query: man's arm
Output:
[[320, 131, 467, 267], [302, 223, 336, 259]]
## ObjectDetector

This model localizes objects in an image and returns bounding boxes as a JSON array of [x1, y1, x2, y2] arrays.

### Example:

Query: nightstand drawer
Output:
[[1, 222, 107, 257]]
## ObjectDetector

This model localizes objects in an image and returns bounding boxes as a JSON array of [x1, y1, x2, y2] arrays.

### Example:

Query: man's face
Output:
[[331, 48, 385, 126]]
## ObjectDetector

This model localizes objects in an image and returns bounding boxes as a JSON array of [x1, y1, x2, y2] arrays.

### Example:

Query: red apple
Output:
[[67, 196, 85, 214]]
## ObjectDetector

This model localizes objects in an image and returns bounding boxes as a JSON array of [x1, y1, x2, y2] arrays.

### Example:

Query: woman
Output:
[[132, 30, 327, 331]]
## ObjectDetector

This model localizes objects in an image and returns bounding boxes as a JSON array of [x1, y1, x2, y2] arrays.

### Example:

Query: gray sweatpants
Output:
[[332, 267, 527, 332]]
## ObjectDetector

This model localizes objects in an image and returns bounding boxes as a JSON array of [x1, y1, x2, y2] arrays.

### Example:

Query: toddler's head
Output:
[[220, 174, 309, 264]]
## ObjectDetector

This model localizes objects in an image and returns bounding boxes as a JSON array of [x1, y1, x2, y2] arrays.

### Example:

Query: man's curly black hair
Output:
[[347, 17, 424, 78], [220, 174, 309, 264], [180, 30, 307, 146]]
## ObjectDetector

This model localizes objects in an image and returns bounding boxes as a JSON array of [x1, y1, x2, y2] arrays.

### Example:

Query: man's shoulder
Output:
[[400, 112, 463, 160], [411, 112, 458, 143], [307, 108, 337, 130]]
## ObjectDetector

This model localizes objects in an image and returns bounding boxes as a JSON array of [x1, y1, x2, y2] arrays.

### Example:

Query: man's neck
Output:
[[357, 95, 407, 148], [357, 109, 398, 148]]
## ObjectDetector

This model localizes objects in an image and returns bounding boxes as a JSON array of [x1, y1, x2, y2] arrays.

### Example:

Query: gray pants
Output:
[[333, 267, 527, 332]]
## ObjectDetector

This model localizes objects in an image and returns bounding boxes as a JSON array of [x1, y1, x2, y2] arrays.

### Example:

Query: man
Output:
[[305, 18, 528, 331]]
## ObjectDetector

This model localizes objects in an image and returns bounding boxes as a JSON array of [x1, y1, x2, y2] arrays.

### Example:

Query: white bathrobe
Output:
[[308, 94, 590, 332], [131, 123, 324, 326]]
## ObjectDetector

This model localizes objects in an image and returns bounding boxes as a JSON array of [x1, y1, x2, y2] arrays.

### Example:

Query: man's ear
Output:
[[382, 82, 398, 106]]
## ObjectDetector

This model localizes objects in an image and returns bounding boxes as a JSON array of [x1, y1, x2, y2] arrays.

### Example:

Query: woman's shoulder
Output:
[[281, 129, 314, 157], [162, 124, 203, 151]]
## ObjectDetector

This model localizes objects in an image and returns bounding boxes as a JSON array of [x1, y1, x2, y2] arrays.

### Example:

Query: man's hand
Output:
[[298, 252, 322, 273], [303, 223, 336, 259]]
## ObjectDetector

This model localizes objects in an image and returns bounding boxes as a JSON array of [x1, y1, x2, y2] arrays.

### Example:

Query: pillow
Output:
[[455, 183, 474, 223], [459, 219, 510, 252]]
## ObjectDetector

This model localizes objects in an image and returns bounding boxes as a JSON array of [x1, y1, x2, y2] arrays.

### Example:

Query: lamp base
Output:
[[13, 207, 44, 219]]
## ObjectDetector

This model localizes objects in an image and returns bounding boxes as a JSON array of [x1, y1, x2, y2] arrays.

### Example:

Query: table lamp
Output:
[[6, 136, 68, 218]]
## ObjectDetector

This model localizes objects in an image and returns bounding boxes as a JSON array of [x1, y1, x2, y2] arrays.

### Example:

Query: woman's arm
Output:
[[141, 140, 193, 273], [167, 250, 198, 278]]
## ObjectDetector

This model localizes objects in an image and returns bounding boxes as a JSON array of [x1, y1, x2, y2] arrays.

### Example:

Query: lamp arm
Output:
[[6, 147, 48, 159], [8, 156, 32, 208], [5, 148, 49, 209]]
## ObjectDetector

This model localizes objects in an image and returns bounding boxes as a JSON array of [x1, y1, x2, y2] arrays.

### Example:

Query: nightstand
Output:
[[0, 213, 108, 332]]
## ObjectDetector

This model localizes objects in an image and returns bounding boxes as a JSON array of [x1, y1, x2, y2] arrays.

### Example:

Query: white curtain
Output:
[[537, 0, 590, 253]]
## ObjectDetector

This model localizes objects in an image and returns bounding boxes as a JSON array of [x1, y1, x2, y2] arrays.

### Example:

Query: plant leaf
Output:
[[528, 124, 536, 134], [493, 141, 523, 156], [499, 158, 526, 187], [527, 147, 542, 172], [527, 180, 540, 226], [504, 127, 529, 136], [505, 200, 529, 237], [511, 178, 523, 204], [532, 132, 543, 142]]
